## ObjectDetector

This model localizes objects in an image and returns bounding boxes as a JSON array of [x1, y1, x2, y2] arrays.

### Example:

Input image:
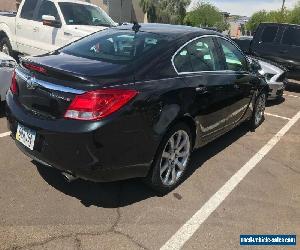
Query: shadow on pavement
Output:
[[0, 102, 5, 118], [36, 123, 250, 208], [266, 97, 285, 107]]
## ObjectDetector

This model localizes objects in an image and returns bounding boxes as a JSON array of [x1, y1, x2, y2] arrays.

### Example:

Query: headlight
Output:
[[0, 59, 16, 68]]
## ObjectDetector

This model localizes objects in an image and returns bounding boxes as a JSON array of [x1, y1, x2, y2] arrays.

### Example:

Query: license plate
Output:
[[16, 124, 36, 150]]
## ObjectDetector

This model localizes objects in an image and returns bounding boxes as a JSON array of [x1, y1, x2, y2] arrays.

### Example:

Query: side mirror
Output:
[[42, 15, 61, 28]]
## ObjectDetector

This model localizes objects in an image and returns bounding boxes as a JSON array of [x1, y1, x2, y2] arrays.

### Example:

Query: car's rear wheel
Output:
[[250, 92, 266, 129], [0, 37, 13, 56], [146, 123, 192, 194]]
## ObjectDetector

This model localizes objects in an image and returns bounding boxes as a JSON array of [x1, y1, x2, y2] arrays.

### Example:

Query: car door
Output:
[[279, 26, 300, 78], [216, 37, 254, 127], [173, 36, 230, 141], [34, 0, 64, 54], [250, 24, 283, 63], [16, 0, 41, 55]]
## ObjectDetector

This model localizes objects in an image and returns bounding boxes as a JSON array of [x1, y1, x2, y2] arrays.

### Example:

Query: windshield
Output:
[[61, 29, 169, 64], [58, 2, 116, 27]]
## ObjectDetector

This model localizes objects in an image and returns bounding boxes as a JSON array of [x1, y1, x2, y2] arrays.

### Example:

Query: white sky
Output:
[[188, 0, 299, 16]]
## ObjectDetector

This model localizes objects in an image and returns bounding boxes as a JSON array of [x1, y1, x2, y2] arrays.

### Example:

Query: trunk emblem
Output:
[[26, 76, 39, 90]]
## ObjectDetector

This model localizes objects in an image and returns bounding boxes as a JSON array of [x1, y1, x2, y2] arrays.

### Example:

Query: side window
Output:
[[173, 37, 221, 73], [218, 38, 248, 72], [261, 26, 278, 43], [282, 27, 300, 47], [20, 0, 39, 20], [37, 1, 59, 21]]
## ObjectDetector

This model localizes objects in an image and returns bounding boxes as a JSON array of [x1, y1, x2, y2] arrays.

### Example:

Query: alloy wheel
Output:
[[159, 130, 190, 186], [255, 93, 266, 126], [1, 44, 10, 55]]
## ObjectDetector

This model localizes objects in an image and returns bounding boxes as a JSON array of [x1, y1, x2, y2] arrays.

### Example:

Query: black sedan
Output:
[[6, 24, 268, 193]]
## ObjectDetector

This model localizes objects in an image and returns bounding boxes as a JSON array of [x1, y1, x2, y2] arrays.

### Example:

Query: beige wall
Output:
[[0, 0, 17, 11]]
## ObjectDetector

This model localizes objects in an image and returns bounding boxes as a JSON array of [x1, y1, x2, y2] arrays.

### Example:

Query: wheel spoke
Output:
[[175, 131, 182, 148], [169, 136, 175, 150], [160, 162, 169, 174], [164, 167, 171, 183], [171, 167, 176, 184], [177, 150, 189, 158], [162, 151, 171, 160], [175, 159, 184, 170]]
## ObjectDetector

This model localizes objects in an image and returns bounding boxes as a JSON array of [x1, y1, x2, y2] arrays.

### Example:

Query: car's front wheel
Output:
[[0, 37, 13, 56], [250, 92, 266, 129], [146, 123, 192, 194]]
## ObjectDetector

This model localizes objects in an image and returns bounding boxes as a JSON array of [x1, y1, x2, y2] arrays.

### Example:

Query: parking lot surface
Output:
[[0, 88, 299, 250]]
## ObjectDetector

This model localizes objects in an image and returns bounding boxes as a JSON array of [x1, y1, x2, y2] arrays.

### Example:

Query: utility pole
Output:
[[281, 0, 286, 12]]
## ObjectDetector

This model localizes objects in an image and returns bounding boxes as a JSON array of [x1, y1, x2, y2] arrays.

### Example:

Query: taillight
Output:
[[10, 70, 18, 95], [23, 62, 47, 74], [64, 89, 138, 121]]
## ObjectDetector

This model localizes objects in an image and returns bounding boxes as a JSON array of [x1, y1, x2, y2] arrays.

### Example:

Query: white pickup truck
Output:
[[0, 0, 116, 56]]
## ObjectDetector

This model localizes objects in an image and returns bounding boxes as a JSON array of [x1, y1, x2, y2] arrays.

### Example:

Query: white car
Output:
[[0, 52, 16, 103], [0, 0, 116, 56], [249, 56, 287, 100]]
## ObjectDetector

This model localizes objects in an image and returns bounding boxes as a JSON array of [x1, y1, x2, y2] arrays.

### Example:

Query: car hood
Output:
[[64, 25, 108, 38], [0, 52, 16, 61]]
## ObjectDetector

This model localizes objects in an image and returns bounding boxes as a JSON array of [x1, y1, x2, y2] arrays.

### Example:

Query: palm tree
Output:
[[281, 0, 286, 12]]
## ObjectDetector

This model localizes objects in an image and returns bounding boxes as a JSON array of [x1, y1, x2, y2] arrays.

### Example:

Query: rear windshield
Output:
[[58, 2, 115, 27], [61, 29, 169, 63], [282, 27, 300, 47]]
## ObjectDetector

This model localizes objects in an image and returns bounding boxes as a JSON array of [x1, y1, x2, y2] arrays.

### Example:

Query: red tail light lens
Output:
[[10, 70, 18, 95], [23, 63, 47, 74], [64, 89, 138, 121]]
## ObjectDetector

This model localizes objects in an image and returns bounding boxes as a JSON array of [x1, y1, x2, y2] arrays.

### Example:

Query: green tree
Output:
[[287, 2, 300, 24], [246, 10, 268, 32], [139, 0, 190, 24], [184, 2, 228, 31]]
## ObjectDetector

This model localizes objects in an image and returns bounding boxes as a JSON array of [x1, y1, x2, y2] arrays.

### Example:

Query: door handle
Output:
[[196, 86, 208, 93], [33, 27, 39, 32]]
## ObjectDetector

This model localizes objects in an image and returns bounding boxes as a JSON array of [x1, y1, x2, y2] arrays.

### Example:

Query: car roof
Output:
[[259, 22, 300, 28], [116, 23, 222, 38], [53, 0, 97, 7]]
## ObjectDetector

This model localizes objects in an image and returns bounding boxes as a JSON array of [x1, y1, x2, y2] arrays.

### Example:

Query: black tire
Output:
[[145, 122, 192, 194], [0, 37, 13, 56], [249, 91, 266, 130]]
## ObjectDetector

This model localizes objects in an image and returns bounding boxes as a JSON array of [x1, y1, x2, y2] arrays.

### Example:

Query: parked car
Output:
[[6, 24, 268, 193], [234, 23, 300, 81], [0, 52, 16, 103], [248, 56, 287, 100], [0, 0, 116, 57]]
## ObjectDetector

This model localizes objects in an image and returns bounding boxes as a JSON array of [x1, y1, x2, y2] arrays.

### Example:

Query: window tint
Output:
[[62, 29, 168, 63], [261, 26, 278, 43], [219, 38, 248, 71], [58, 2, 115, 27], [174, 37, 221, 73], [20, 0, 38, 20], [282, 27, 300, 46], [37, 1, 59, 21]]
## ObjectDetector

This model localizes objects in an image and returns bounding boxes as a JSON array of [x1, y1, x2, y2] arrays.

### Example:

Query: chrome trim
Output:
[[171, 34, 248, 75], [15, 68, 85, 95]]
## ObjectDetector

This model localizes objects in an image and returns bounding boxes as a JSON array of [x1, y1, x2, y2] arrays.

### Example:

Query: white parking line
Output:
[[0, 132, 11, 138], [265, 112, 291, 121], [284, 94, 299, 98], [160, 110, 300, 250]]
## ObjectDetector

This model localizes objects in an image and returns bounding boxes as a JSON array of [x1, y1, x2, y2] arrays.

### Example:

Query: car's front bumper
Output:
[[6, 91, 153, 182], [267, 80, 286, 100]]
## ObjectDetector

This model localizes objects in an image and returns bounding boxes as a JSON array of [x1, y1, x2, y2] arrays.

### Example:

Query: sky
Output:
[[188, 0, 299, 16]]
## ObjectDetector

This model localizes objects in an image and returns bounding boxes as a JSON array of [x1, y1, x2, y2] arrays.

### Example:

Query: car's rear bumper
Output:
[[6, 91, 153, 182], [267, 80, 286, 100]]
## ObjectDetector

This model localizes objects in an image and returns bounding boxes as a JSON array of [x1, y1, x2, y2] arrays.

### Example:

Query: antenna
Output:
[[132, 22, 141, 33]]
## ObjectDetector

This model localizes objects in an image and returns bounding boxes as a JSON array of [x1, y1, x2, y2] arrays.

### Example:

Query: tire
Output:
[[0, 37, 13, 56], [249, 91, 266, 130], [146, 123, 192, 194]]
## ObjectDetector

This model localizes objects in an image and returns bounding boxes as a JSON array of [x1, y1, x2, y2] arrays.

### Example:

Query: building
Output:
[[0, 0, 146, 23]]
